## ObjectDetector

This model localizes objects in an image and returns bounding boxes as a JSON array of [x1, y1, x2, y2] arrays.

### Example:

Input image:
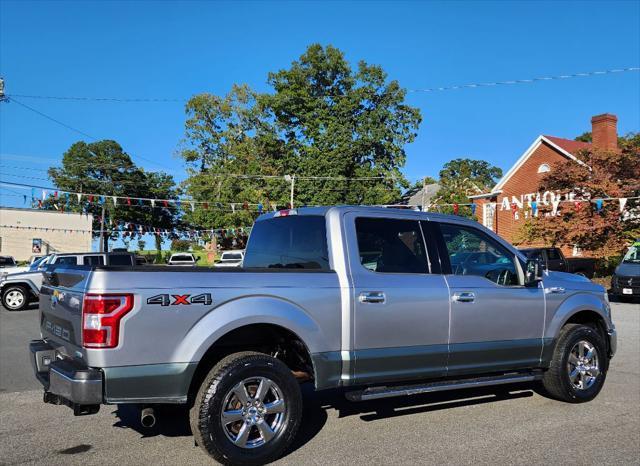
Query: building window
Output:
[[538, 163, 551, 174]]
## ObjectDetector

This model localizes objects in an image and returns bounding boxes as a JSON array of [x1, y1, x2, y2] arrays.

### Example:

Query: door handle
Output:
[[546, 286, 566, 294], [359, 292, 386, 304], [452, 291, 475, 303]]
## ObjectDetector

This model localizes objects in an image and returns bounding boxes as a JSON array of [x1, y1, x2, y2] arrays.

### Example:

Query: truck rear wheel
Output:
[[190, 351, 302, 465], [541, 324, 608, 403], [2, 285, 29, 311]]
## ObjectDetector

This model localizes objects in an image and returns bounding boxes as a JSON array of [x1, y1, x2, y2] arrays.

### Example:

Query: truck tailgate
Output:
[[39, 267, 92, 355]]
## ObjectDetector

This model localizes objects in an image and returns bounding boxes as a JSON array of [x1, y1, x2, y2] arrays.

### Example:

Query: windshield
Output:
[[623, 244, 640, 263], [30, 256, 48, 269]]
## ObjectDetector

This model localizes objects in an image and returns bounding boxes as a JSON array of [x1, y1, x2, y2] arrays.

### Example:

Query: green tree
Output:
[[434, 158, 503, 217], [47, 140, 179, 251], [180, 44, 422, 228]]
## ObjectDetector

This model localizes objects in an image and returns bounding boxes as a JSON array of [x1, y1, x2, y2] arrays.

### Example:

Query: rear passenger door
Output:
[[345, 213, 450, 385], [432, 222, 545, 376]]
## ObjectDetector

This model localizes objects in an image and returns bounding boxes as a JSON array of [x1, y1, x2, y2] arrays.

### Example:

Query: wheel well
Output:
[[187, 324, 314, 404], [564, 310, 608, 349]]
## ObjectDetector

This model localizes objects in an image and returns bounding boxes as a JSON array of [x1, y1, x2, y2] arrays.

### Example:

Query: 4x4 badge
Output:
[[146, 293, 212, 306]]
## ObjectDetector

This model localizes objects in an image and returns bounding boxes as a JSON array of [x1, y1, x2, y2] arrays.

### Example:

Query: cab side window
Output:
[[83, 256, 105, 266], [355, 218, 429, 274], [439, 223, 518, 285], [55, 256, 77, 265]]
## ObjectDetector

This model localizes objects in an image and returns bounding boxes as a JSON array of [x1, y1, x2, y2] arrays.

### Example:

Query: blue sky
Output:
[[1, 0, 639, 210]]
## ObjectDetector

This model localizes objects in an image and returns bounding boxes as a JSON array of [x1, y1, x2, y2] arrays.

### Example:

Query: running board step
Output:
[[345, 372, 542, 402]]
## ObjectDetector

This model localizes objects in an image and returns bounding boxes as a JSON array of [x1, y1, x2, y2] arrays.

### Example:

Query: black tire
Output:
[[2, 285, 30, 311], [190, 351, 302, 465], [541, 324, 608, 403]]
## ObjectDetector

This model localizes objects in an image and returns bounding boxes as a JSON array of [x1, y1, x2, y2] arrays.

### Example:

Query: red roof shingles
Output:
[[543, 135, 592, 156]]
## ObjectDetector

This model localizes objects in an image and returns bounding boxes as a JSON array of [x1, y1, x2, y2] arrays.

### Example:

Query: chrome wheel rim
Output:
[[220, 377, 286, 449], [5, 290, 25, 309], [568, 340, 600, 390]]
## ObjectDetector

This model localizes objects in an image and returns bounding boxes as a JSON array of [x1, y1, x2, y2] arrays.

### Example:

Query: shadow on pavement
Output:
[[110, 382, 535, 458]]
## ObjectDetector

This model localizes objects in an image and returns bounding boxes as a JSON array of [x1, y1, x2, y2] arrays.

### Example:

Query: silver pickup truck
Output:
[[30, 206, 616, 465]]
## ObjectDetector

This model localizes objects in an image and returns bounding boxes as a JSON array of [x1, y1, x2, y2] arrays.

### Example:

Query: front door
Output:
[[434, 222, 545, 376], [345, 213, 450, 385]]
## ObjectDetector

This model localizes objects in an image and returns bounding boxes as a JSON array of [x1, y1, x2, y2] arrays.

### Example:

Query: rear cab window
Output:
[[243, 215, 329, 270], [108, 254, 133, 266]]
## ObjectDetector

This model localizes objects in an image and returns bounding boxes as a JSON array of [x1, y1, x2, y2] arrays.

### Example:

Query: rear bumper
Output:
[[30, 339, 103, 414]]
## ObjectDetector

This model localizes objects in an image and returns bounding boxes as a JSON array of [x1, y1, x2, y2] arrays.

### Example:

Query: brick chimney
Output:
[[591, 113, 618, 150]]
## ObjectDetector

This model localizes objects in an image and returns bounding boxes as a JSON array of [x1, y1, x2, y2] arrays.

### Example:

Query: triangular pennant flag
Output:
[[595, 199, 603, 212], [126, 197, 131, 206], [257, 203, 263, 213], [151, 199, 155, 208], [190, 201, 195, 212], [112, 196, 117, 206], [453, 203, 459, 215], [619, 198, 627, 212], [42, 189, 47, 200], [231, 203, 236, 213], [77, 193, 82, 202], [574, 201, 582, 212], [531, 201, 537, 216], [243, 201, 249, 210]]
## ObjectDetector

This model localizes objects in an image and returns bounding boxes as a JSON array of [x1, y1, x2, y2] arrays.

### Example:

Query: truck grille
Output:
[[614, 275, 640, 289]]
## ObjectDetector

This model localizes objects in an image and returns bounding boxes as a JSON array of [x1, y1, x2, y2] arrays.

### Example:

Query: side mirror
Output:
[[525, 258, 543, 286], [195, 256, 200, 262]]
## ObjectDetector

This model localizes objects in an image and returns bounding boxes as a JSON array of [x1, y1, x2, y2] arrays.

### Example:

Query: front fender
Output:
[[171, 294, 329, 363], [545, 291, 611, 340], [1, 278, 40, 295]]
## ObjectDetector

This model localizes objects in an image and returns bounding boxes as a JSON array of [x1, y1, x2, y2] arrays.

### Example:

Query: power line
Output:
[[408, 67, 640, 93], [6, 97, 175, 171], [5, 67, 638, 102]]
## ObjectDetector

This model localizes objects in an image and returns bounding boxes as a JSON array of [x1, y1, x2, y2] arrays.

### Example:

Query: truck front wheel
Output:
[[541, 324, 608, 403], [190, 351, 302, 465]]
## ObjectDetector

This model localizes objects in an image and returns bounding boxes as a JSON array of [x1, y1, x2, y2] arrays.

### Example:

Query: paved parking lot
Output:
[[1, 302, 638, 465]]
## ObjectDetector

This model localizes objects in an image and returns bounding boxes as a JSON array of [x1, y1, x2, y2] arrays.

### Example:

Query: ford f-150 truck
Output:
[[30, 207, 616, 465]]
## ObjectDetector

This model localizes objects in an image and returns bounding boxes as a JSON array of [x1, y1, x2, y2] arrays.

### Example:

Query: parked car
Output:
[[0, 252, 135, 311], [213, 250, 244, 268], [519, 247, 596, 278], [167, 252, 198, 266], [30, 207, 616, 465], [611, 241, 640, 300], [0, 255, 30, 276]]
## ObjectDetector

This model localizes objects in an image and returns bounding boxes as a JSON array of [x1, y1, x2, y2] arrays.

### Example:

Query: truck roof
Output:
[[255, 205, 479, 226]]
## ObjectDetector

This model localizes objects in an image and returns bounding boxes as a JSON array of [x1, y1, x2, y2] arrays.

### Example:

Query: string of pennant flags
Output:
[[2, 181, 638, 215], [0, 223, 252, 239]]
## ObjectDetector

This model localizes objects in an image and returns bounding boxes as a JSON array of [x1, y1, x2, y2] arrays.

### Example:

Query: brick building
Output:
[[470, 113, 618, 257]]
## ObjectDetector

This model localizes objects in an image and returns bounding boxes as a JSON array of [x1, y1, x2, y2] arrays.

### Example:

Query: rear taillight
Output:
[[82, 294, 134, 348]]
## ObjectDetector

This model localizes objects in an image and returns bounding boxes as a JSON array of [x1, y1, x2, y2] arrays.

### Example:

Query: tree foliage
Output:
[[180, 44, 422, 228], [519, 134, 640, 257], [435, 158, 502, 217], [47, 140, 178, 250]]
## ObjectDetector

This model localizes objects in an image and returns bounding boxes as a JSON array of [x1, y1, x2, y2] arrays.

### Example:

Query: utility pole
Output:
[[285, 175, 295, 208], [290, 175, 295, 208], [421, 176, 427, 211], [0, 77, 7, 102], [98, 204, 106, 252]]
